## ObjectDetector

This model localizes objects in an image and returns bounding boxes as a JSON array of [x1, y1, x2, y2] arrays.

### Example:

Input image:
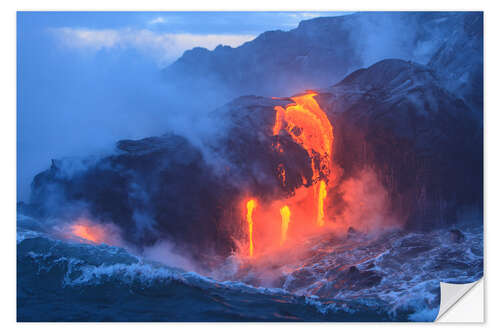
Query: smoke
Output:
[[56, 217, 125, 247], [140, 241, 205, 273], [46, 214, 208, 274], [331, 167, 399, 233], [346, 12, 446, 69], [18, 25, 238, 201], [19, 12, 462, 202]]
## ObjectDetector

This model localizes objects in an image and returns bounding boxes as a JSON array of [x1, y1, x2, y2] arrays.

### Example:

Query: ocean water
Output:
[[17, 218, 483, 322]]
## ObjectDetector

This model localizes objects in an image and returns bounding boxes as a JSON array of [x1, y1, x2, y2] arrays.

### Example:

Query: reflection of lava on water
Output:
[[242, 92, 335, 257]]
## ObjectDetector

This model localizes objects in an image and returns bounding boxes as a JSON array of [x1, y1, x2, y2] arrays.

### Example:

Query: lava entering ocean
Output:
[[60, 218, 123, 247], [241, 92, 335, 257], [246, 199, 257, 257], [71, 223, 104, 243], [280, 205, 291, 245]]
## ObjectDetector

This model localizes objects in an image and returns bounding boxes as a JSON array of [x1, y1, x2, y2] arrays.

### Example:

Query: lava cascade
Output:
[[280, 205, 291, 245], [246, 199, 257, 257], [241, 92, 335, 257]]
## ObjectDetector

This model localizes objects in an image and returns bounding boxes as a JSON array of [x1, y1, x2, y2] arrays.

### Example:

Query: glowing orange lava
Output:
[[71, 223, 106, 243], [246, 199, 257, 257], [241, 92, 334, 256], [273, 92, 333, 182], [316, 180, 327, 227], [280, 205, 291, 245], [274, 92, 333, 227]]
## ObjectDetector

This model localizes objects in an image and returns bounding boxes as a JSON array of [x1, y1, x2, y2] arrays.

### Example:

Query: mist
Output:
[[17, 11, 470, 203], [17, 11, 447, 201], [346, 12, 445, 68], [18, 11, 358, 202], [17, 21, 236, 201]]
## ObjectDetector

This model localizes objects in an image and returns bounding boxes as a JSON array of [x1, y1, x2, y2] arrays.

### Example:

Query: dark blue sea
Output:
[[17, 215, 483, 322]]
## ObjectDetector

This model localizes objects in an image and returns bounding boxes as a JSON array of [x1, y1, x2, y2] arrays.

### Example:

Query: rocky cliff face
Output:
[[25, 58, 482, 256], [28, 134, 239, 258], [427, 12, 483, 116], [211, 59, 482, 230], [320, 59, 482, 229], [23, 11, 483, 256], [164, 12, 482, 111]]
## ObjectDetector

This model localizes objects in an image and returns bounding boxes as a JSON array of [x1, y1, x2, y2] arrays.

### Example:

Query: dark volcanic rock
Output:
[[319, 59, 482, 229], [29, 133, 240, 258], [26, 57, 482, 256], [317, 266, 382, 297], [163, 12, 482, 110], [449, 229, 466, 243], [347, 227, 360, 239], [428, 12, 483, 115], [116, 136, 175, 154], [209, 59, 482, 230], [210, 96, 313, 200], [285, 269, 317, 291]]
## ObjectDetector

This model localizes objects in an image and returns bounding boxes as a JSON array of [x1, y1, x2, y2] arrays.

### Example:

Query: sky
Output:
[[17, 11, 350, 201]]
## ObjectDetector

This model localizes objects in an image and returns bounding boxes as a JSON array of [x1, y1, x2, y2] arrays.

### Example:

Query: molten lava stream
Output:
[[241, 92, 334, 257], [274, 92, 333, 228], [316, 180, 327, 227], [246, 199, 257, 257], [273, 92, 333, 182], [280, 205, 291, 245]]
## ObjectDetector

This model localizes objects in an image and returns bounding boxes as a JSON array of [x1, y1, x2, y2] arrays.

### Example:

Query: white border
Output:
[[2, 0, 497, 331]]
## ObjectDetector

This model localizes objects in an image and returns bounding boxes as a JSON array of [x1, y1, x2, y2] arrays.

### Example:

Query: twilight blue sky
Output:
[[17, 11, 350, 201]]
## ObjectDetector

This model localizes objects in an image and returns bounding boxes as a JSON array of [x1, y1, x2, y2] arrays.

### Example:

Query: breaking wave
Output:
[[17, 215, 482, 322]]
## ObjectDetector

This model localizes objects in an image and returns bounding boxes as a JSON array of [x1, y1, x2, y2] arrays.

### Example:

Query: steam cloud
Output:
[[332, 168, 398, 234], [19, 12, 455, 201]]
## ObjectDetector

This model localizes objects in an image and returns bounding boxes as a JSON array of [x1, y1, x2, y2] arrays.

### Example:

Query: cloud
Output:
[[148, 17, 166, 25], [286, 12, 324, 20], [50, 27, 255, 65], [280, 12, 352, 27]]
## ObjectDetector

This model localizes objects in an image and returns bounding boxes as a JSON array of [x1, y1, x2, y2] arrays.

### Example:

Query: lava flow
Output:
[[273, 93, 333, 180], [246, 199, 257, 257], [274, 92, 334, 227], [280, 205, 291, 245], [70, 220, 108, 244], [241, 92, 334, 257], [60, 218, 123, 247], [316, 180, 327, 227]]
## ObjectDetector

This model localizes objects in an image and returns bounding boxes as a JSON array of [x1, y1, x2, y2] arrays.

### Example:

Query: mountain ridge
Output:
[[163, 12, 482, 114]]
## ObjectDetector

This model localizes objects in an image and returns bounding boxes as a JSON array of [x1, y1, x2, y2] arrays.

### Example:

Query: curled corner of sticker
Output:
[[435, 278, 484, 322]]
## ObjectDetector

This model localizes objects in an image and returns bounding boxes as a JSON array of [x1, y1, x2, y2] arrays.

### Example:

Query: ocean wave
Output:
[[17, 222, 483, 322]]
